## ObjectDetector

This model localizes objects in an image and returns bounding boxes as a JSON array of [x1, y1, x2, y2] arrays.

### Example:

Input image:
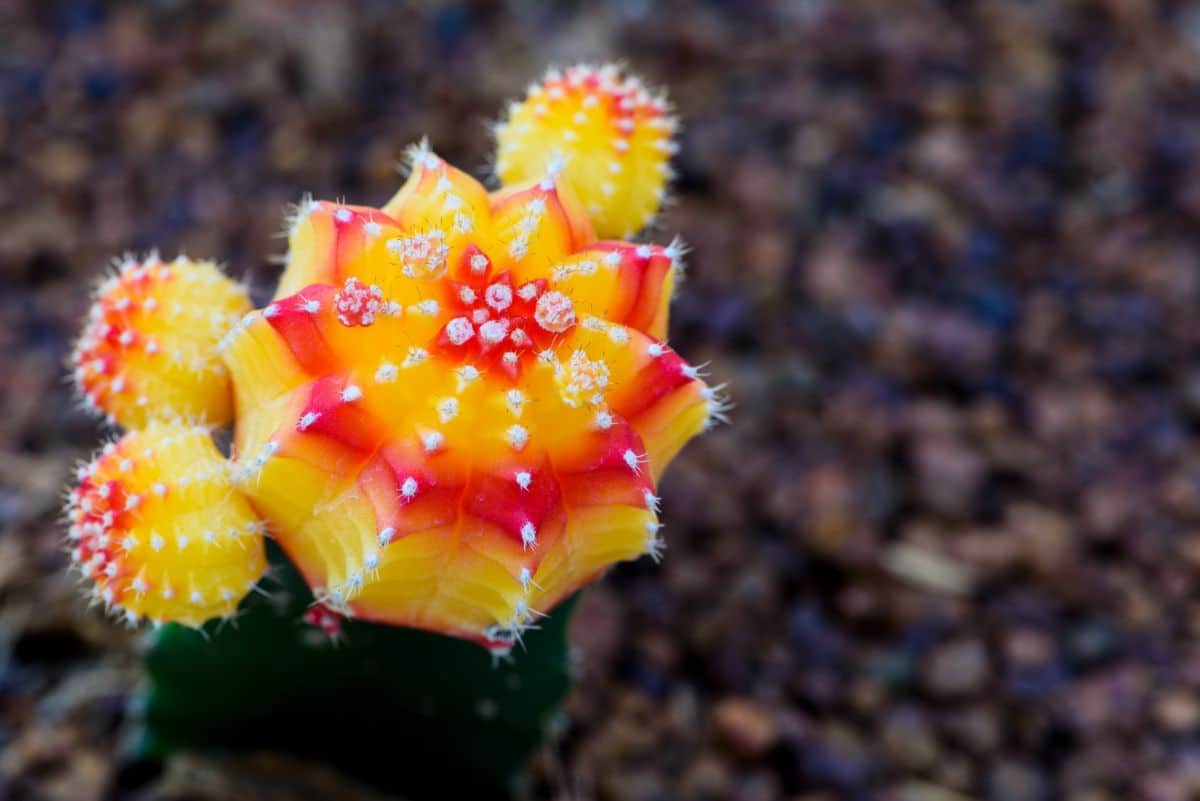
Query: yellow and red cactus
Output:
[[66, 421, 268, 628], [496, 64, 676, 239], [71, 255, 251, 429], [67, 64, 724, 654]]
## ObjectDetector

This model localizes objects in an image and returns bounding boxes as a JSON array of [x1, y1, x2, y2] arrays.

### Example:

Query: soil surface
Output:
[[4, 1, 1200, 800]]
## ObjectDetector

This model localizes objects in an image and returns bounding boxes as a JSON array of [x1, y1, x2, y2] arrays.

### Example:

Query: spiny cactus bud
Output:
[[221, 148, 722, 653], [495, 64, 677, 239], [71, 255, 251, 429], [65, 421, 268, 628]]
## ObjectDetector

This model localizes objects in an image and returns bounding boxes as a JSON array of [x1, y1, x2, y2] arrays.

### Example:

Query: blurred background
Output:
[[4, 0, 1200, 799]]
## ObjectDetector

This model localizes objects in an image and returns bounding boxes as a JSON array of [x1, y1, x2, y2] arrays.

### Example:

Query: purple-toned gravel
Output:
[[4, 2, 1200, 799]]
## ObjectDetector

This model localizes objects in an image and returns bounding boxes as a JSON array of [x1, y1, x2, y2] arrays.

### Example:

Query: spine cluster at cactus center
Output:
[[66, 64, 727, 654]]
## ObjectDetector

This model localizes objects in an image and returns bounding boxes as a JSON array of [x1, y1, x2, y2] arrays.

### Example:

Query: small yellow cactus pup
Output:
[[71, 254, 252, 429], [65, 421, 268, 628], [495, 64, 677, 239]]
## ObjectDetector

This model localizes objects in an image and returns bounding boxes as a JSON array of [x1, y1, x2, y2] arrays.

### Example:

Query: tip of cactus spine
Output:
[[520, 522, 537, 549], [646, 536, 666, 563], [702, 382, 733, 427]]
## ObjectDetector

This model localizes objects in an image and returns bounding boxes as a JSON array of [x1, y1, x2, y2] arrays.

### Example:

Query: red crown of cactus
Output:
[[67, 64, 725, 653]]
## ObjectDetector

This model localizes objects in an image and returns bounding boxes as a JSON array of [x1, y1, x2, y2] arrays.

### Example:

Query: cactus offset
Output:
[[66, 64, 722, 654], [495, 64, 676, 239], [66, 421, 267, 628], [71, 255, 251, 429]]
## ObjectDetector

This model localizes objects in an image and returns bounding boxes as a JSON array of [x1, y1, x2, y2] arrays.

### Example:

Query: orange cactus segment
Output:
[[294, 374, 388, 455], [358, 450, 458, 543], [277, 200, 401, 299], [71, 255, 251, 429], [277, 199, 461, 311], [546, 239, 684, 340], [380, 144, 500, 270], [489, 175, 595, 281], [553, 417, 655, 507], [495, 64, 677, 238], [65, 421, 268, 628], [261, 285, 343, 375], [253, 375, 389, 484], [218, 310, 309, 463], [383, 144, 491, 227], [586, 325, 720, 482], [529, 503, 657, 606], [633, 376, 711, 484], [463, 459, 563, 550]]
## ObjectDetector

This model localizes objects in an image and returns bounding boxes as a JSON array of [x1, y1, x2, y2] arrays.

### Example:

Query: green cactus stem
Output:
[[130, 545, 575, 798]]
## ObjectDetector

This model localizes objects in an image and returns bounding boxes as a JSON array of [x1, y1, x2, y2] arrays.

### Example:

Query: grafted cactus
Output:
[[64, 63, 723, 795]]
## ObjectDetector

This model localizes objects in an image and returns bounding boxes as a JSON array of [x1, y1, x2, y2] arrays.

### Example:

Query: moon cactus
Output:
[[66, 64, 725, 657]]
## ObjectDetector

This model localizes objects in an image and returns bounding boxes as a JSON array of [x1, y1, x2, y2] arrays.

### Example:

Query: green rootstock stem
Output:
[[132, 545, 575, 798]]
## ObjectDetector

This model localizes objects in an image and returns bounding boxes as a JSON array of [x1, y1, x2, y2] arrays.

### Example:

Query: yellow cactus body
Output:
[[65, 421, 268, 627], [71, 255, 251, 428], [220, 145, 719, 651], [495, 65, 676, 239]]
